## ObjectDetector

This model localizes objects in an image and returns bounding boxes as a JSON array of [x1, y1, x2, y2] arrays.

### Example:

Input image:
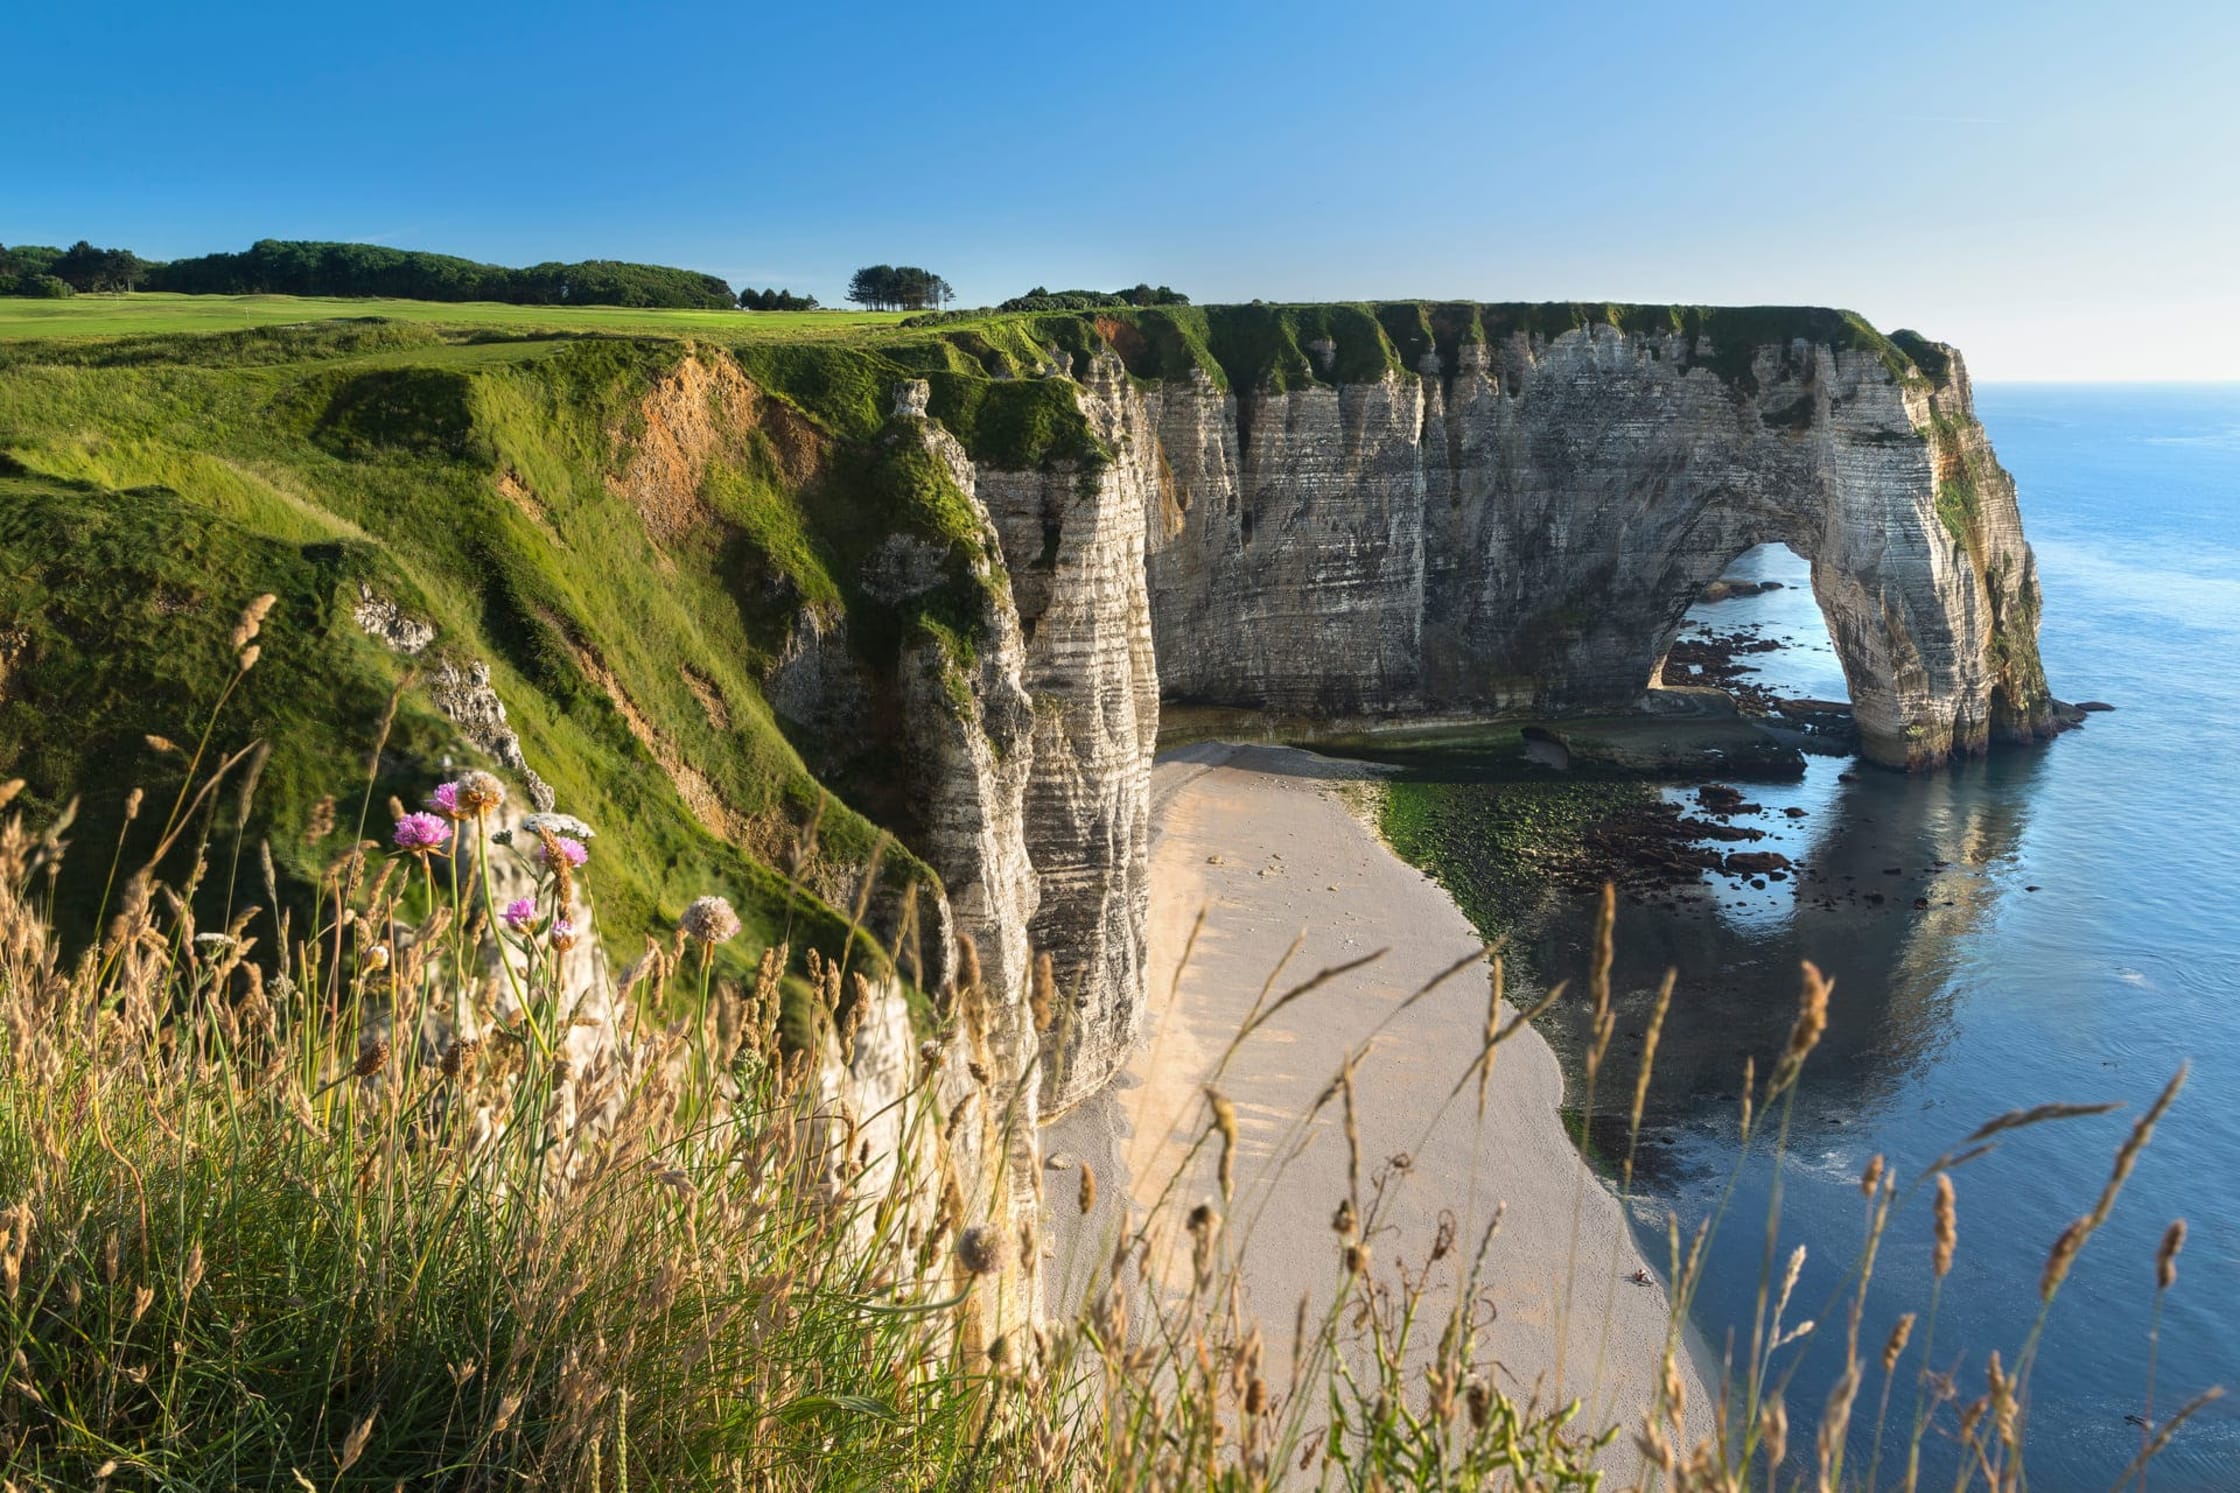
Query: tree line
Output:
[[147, 241, 739, 308], [0, 241, 151, 297], [738, 287, 818, 310], [3, 240, 1189, 324], [845, 265, 954, 311], [0, 239, 743, 309]]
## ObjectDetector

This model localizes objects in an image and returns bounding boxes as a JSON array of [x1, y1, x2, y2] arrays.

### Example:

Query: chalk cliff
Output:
[[935, 304, 2056, 1107], [1128, 314, 2052, 768]]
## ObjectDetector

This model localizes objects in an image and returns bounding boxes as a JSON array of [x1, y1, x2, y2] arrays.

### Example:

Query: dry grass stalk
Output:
[[2156, 1218, 2186, 1291], [1934, 1173, 1959, 1279]]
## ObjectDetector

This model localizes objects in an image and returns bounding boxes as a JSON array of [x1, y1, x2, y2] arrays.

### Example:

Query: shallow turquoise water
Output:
[[1516, 386, 2240, 1489]]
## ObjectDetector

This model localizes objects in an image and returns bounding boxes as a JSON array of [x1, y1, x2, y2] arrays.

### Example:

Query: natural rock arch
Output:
[[1144, 325, 2055, 768], [908, 317, 2060, 1114]]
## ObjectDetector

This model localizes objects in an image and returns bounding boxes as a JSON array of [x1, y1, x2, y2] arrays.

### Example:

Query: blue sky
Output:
[[11, 0, 2238, 378]]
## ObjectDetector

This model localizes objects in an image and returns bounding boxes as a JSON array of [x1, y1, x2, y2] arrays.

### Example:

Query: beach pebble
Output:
[[1045, 1152, 1077, 1171]]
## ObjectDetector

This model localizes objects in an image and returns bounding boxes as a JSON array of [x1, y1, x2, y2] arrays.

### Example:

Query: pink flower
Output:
[[502, 897, 536, 933], [551, 916, 578, 951], [538, 836, 588, 869], [429, 781, 464, 819], [393, 812, 451, 852]]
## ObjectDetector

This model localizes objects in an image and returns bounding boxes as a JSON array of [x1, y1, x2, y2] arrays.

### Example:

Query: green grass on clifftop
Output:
[[0, 293, 910, 342], [0, 322, 915, 990], [0, 290, 1948, 987]]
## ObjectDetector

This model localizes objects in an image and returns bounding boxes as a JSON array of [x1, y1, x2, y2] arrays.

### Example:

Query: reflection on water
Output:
[[1529, 743, 2043, 1148], [1363, 392, 2240, 1493]]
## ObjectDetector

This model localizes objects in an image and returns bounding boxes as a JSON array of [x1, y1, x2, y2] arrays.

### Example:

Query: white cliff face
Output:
[[342, 318, 2056, 1326], [864, 392, 1049, 1314], [1137, 325, 2052, 768], [941, 322, 2053, 1108], [973, 352, 1161, 1115]]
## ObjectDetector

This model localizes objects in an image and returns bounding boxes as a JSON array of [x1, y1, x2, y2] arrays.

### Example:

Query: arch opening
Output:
[[1651, 543, 1853, 730]]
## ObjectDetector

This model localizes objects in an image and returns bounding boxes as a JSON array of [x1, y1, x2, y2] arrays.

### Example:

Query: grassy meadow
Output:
[[0, 292, 911, 343]]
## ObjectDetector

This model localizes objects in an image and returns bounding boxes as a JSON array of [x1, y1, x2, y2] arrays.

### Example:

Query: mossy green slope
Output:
[[0, 317, 1116, 984], [0, 297, 1946, 985]]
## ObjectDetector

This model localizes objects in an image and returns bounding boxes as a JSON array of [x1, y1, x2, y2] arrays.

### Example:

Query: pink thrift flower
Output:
[[539, 836, 588, 869], [502, 897, 536, 933], [394, 812, 451, 852], [429, 781, 464, 818]]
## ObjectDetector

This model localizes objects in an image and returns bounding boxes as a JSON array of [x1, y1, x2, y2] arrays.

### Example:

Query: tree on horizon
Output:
[[845, 265, 952, 311]]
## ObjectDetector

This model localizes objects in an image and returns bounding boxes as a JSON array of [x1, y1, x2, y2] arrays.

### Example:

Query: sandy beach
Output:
[[1048, 741, 1705, 1477]]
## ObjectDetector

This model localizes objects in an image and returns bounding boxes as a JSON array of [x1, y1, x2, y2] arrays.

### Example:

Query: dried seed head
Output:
[[231, 593, 277, 650], [1759, 1396, 1788, 1471], [1861, 1153, 1885, 1198], [1331, 1198, 1358, 1240], [1882, 1312, 1916, 1373], [453, 770, 506, 817], [956, 1222, 1010, 1277], [1206, 1087, 1239, 1200], [2041, 1215, 2091, 1302], [2089, 1064, 2188, 1232], [1933, 1173, 1958, 1279], [1772, 961, 1830, 1092], [954, 931, 983, 995], [1342, 1242, 1371, 1277], [441, 1036, 480, 1080], [1986, 1350, 2017, 1446], [2157, 1218, 2187, 1291], [1031, 950, 1056, 1032], [336, 1409, 376, 1476], [679, 894, 742, 945], [1465, 1378, 1492, 1430], [354, 1036, 391, 1078], [1077, 1163, 1096, 1216]]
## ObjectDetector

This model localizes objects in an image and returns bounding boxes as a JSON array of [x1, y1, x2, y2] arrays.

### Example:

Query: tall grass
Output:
[[0, 638, 2218, 1488]]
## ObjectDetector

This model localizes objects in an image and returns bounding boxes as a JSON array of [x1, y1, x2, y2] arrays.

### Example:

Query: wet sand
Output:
[[1047, 741, 1705, 1477]]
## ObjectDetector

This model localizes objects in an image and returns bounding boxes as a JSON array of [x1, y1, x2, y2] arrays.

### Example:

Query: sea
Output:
[[1510, 386, 2240, 1489]]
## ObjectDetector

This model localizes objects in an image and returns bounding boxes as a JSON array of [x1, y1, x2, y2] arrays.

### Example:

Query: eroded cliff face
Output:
[[766, 385, 1050, 1309], [1138, 325, 2054, 768], [973, 354, 1161, 1115], [325, 311, 2054, 1288], [937, 320, 2054, 1107]]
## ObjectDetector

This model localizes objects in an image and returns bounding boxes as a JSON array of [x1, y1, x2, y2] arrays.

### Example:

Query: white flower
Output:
[[520, 812, 597, 843]]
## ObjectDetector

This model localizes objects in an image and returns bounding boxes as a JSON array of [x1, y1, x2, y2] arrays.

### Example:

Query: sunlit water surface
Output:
[[1509, 386, 2240, 1489]]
